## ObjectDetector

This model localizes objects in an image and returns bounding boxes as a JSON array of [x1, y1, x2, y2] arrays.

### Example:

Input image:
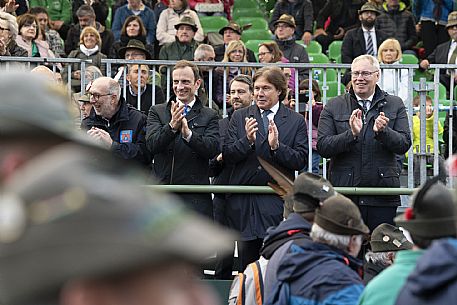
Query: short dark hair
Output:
[[17, 13, 40, 40], [299, 79, 322, 103], [230, 74, 253, 93], [173, 60, 200, 82], [121, 15, 147, 37], [413, 94, 432, 107], [76, 4, 95, 18], [253, 66, 288, 101], [259, 41, 283, 62], [28, 6, 48, 16]]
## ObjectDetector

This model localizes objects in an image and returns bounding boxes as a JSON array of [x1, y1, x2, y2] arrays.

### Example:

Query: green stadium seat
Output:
[[311, 68, 337, 82], [233, 0, 259, 9], [308, 53, 330, 63], [413, 82, 446, 99], [244, 39, 274, 52], [232, 8, 264, 20], [320, 81, 346, 98], [241, 29, 273, 43], [235, 17, 268, 30], [296, 40, 322, 54], [413, 68, 434, 81], [328, 40, 342, 62], [199, 16, 229, 34], [400, 54, 419, 64]]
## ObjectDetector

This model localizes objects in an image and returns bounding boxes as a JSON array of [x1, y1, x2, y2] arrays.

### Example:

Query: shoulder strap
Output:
[[236, 272, 246, 305], [250, 261, 264, 305]]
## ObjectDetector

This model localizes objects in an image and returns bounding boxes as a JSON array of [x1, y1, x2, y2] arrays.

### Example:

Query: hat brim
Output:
[[219, 26, 241, 35], [395, 214, 457, 238], [358, 9, 380, 15], [315, 212, 370, 235], [174, 23, 198, 32], [118, 46, 152, 60], [447, 21, 457, 28], [273, 20, 296, 28]]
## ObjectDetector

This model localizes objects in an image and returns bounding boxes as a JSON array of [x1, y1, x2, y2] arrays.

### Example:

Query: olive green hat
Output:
[[174, 15, 198, 32], [293, 172, 335, 214], [370, 223, 413, 252]]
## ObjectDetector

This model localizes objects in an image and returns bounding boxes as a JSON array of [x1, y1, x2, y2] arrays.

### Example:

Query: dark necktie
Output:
[[262, 109, 272, 134], [362, 100, 369, 114], [366, 31, 374, 56], [183, 104, 190, 116]]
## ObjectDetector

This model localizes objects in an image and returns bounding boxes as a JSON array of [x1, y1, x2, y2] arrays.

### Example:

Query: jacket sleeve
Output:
[[402, 15, 418, 50], [145, 105, 179, 154], [184, 110, 220, 159], [145, 10, 157, 44], [270, 115, 308, 170], [443, 110, 457, 158], [223, 109, 254, 164], [156, 11, 175, 45], [374, 102, 412, 154], [192, 11, 205, 42], [302, 0, 314, 34], [111, 8, 123, 41], [341, 31, 354, 64], [317, 101, 358, 158], [111, 113, 151, 165]]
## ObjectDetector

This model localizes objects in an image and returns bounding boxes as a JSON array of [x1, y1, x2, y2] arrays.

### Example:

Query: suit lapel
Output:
[[274, 103, 288, 130], [358, 28, 366, 52]]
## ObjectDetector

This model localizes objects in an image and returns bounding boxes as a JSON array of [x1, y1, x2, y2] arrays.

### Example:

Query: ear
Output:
[[195, 78, 202, 90]]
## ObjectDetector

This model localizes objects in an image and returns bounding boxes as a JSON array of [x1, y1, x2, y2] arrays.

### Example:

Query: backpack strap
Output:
[[251, 261, 264, 305], [236, 272, 246, 305]]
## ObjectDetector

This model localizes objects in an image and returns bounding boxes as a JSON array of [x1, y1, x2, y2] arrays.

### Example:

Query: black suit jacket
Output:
[[427, 41, 453, 90], [341, 27, 389, 64], [214, 44, 257, 62]]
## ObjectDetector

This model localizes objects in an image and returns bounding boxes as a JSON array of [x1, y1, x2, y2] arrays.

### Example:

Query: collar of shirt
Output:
[[128, 84, 147, 97], [260, 101, 280, 118], [177, 98, 196, 110], [355, 92, 375, 109], [362, 26, 374, 33]]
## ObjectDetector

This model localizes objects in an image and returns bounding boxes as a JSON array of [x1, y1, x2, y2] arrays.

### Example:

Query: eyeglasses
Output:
[[89, 92, 112, 101], [0, 26, 10, 32], [258, 51, 271, 57], [351, 70, 378, 78]]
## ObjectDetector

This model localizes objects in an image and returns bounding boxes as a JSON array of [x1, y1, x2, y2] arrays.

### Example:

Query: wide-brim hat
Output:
[[395, 177, 457, 239], [118, 39, 152, 60], [219, 21, 242, 35], [0, 146, 236, 305], [315, 194, 370, 235], [358, 2, 380, 15], [273, 14, 296, 28], [78, 92, 91, 103], [370, 223, 413, 252], [293, 173, 335, 213], [174, 15, 198, 32], [447, 11, 457, 28]]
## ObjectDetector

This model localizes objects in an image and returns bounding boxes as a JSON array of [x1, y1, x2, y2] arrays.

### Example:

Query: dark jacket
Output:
[[275, 38, 309, 81], [264, 238, 364, 305], [375, 2, 417, 50], [317, 86, 411, 207], [341, 27, 389, 64], [395, 238, 457, 305], [6, 40, 27, 57], [126, 84, 165, 114], [158, 38, 199, 61], [363, 260, 386, 285], [315, 0, 364, 34], [223, 103, 308, 239], [145, 96, 220, 217], [81, 97, 150, 165], [214, 43, 257, 62], [65, 22, 114, 56], [443, 109, 457, 159], [426, 40, 453, 91], [269, 0, 314, 39]]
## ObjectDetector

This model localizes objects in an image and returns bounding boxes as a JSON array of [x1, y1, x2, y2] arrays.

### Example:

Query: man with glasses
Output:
[[81, 76, 150, 165], [317, 54, 411, 231]]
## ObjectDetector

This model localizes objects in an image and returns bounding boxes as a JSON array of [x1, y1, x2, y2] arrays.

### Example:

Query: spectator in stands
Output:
[[113, 39, 152, 86], [82, 76, 150, 165], [64, 26, 107, 92], [273, 14, 309, 81], [65, 5, 114, 57], [153, 0, 168, 23], [156, 0, 203, 46], [159, 15, 199, 61], [70, 65, 102, 122], [212, 74, 253, 279], [269, 0, 314, 44], [194, 43, 224, 108], [29, 7, 64, 57], [375, 0, 417, 53], [146, 60, 220, 218], [314, 0, 364, 53], [258, 41, 296, 93], [265, 194, 369, 305], [317, 55, 411, 231], [377, 38, 409, 102], [15, 14, 57, 60], [29, 0, 71, 40], [214, 21, 256, 62], [78, 93, 92, 119], [109, 15, 153, 58], [111, 0, 156, 45], [413, 0, 454, 58], [125, 64, 165, 113], [361, 178, 457, 305], [190, 0, 225, 17], [419, 11, 457, 92], [368, 0, 384, 10], [72, 0, 108, 26], [0, 12, 26, 56], [362, 223, 412, 284], [342, 3, 388, 84], [223, 66, 308, 272], [1, 0, 28, 16]]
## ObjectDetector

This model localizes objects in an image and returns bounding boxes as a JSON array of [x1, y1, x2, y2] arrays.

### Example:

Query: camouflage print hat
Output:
[[370, 223, 413, 252], [293, 173, 336, 214], [447, 11, 457, 28], [78, 92, 91, 103], [358, 2, 380, 15], [315, 194, 370, 235], [219, 21, 242, 35], [0, 145, 236, 305], [274, 14, 296, 28]]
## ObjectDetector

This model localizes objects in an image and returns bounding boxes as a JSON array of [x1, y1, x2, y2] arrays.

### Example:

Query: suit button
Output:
[[381, 173, 384, 177], [258, 166, 262, 170]]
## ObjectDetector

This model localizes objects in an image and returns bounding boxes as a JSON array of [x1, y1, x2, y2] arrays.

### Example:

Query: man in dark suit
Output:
[[146, 60, 220, 218], [420, 12, 457, 92], [223, 66, 308, 271], [342, 2, 389, 84], [214, 21, 257, 62]]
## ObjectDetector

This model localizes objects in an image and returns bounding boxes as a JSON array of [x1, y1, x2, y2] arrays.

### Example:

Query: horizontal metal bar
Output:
[[143, 185, 418, 195]]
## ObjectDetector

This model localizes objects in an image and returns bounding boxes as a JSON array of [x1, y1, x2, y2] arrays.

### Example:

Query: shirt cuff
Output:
[[183, 130, 192, 142]]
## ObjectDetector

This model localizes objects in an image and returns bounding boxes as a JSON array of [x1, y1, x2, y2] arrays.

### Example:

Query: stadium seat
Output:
[[328, 40, 342, 62], [308, 53, 330, 63], [413, 68, 434, 81], [235, 17, 268, 31], [413, 82, 446, 100], [244, 39, 274, 53], [241, 29, 273, 43], [320, 81, 346, 98], [199, 16, 229, 34], [232, 8, 264, 20], [311, 68, 337, 82], [400, 54, 419, 64], [233, 0, 259, 10], [296, 40, 322, 54]]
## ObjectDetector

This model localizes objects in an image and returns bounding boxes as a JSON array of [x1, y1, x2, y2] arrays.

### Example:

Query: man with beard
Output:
[[342, 3, 388, 84]]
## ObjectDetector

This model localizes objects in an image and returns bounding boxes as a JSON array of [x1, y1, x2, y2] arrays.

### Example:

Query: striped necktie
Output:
[[366, 31, 374, 56]]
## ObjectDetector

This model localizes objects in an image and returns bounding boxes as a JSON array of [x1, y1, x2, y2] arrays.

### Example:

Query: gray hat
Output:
[[118, 39, 152, 60], [0, 72, 96, 147], [370, 223, 413, 252], [174, 15, 198, 32], [293, 173, 335, 213], [395, 177, 457, 239], [273, 14, 296, 28], [78, 92, 91, 103], [447, 11, 457, 28], [315, 194, 370, 235], [0, 144, 236, 305]]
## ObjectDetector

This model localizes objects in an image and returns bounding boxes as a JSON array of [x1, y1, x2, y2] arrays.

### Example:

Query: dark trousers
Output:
[[421, 21, 449, 58], [359, 205, 397, 232]]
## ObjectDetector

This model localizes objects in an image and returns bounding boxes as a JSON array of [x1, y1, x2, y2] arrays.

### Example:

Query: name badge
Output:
[[120, 130, 133, 143]]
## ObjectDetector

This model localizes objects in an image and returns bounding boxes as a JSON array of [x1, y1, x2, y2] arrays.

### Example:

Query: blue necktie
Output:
[[183, 104, 190, 116], [262, 109, 272, 134]]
